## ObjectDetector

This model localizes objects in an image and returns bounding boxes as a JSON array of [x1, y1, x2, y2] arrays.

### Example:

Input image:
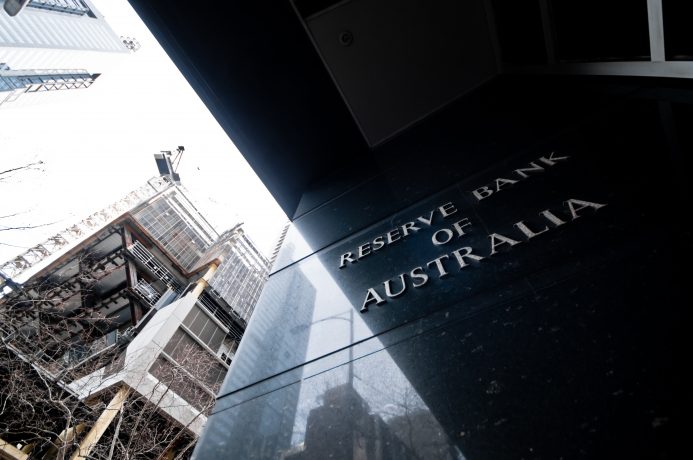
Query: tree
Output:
[[0, 255, 221, 460], [1, 160, 55, 284], [0, 161, 48, 233], [1, 163, 236, 459], [1, 271, 119, 459]]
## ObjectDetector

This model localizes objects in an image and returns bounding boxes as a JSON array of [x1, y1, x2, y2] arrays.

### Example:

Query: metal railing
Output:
[[132, 280, 161, 309], [197, 292, 245, 341], [127, 241, 182, 291]]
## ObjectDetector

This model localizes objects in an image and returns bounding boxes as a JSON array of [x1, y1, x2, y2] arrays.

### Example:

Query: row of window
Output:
[[27, 0, 93, 17], [210, 236, 268, 322], [134, 195, 211, 270], [1, 72, 93, 92]]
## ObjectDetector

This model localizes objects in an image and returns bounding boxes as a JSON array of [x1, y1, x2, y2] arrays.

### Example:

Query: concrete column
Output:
[[191, 263, 218, 299]]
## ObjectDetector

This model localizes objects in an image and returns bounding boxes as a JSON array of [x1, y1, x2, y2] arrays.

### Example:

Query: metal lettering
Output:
[[339, 252, 355, 268], [372, 235, 385, 251], [383, 274, 407, 298], [410, 266, 429, 287], [489, 233, 521, 255], [514, 161, 545, 178], [472, 186, 493, 201], [538, 151, 570, 166], [361, 288, 386, 312], [417, 210, 435, 226], [514, 220, 549, 239], [495, 177, 517, 191], [451, 246, 484, 268], [540, 209, 566, 227], [439, 202, 458, 218], [386, 228, 402, 244], [426, 255, 450, 278], [401, 221, 420, 236], [565, 198, 607, 220], [432, 228, 454, 246], [452, 218, 472, 236]]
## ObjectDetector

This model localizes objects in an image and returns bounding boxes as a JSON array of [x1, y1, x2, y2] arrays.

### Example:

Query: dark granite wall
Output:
[[193, 76, 690, 459]]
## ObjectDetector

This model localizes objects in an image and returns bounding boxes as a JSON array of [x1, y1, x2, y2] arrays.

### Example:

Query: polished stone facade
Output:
[[192, 77, 690, 459]]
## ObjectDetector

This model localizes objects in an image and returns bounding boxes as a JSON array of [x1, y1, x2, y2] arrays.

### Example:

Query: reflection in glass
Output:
[[282, 355, 465, 460], [202, 231, 464, 459]]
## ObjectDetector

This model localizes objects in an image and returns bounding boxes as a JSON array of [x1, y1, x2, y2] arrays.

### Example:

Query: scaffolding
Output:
[[0, 176, 173, 282]]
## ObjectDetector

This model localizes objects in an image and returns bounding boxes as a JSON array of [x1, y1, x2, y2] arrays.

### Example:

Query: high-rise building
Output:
[[0, 0, 126, 108], [0, 166, 270, 458], [0, 0, 125, 53]]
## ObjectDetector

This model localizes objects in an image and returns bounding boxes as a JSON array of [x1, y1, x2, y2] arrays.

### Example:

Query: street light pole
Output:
[[295, 309, 356, 386]]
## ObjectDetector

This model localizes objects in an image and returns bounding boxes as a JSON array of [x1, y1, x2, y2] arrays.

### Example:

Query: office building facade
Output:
[[132, 1, 690, 458], [0, 0, 126, 108], [0, 0, 125, 53]]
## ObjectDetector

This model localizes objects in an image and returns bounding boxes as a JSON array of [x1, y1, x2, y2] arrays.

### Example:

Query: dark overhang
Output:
[[127, 0, 693, 217], [127, 0, 368, 216]]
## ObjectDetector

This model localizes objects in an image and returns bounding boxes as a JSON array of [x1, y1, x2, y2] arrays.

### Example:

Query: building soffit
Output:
[[17, 214, 201, 288], [127, 0, 693, 218]]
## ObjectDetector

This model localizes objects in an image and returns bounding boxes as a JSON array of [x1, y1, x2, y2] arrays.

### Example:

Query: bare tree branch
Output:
[[0, 221, 59, 232], [1, 249, 217, 459], [0, 160, 44, 181]]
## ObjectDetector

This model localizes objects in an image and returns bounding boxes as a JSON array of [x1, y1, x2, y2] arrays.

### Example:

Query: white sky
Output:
[[0, 0, 288, 265]]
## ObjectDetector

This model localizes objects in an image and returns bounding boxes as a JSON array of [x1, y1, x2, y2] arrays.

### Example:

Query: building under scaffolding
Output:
[[0, 172, 270, 459]]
